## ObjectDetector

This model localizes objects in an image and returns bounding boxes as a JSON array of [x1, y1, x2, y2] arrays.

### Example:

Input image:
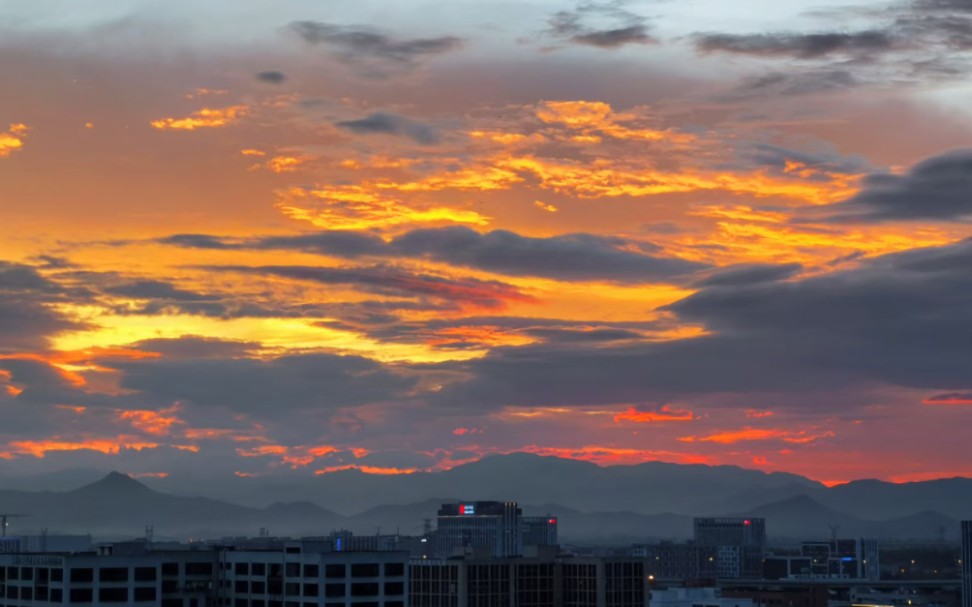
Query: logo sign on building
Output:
[[459, 504, 476, 515]]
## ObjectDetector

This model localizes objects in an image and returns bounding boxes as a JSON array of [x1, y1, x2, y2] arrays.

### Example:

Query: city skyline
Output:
[[2, 0, 972, 486]]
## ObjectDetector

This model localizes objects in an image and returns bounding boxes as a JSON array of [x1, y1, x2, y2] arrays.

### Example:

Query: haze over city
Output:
[[3, 0, 972, 493]]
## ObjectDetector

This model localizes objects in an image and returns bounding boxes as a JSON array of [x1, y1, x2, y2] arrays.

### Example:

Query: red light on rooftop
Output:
[[459, 505, 466, 514], [548, 518, 557, 524], [744, 519, 751, 525]]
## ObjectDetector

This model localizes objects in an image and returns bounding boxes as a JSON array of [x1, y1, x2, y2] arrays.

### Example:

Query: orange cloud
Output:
[[116, 406, 185, 436], [0, 123, 28, 157], [267, 155, 304, 173], [499, 155, 855, 203], [131, 472, 169, 479], [315, 465, 418, 475], [1, 437, 161, 458], [669, 216, 954, 267], [613, 405, 694, 423], [923, 393, 972, 406], [236, 445, 288, 457], [234, 444, 366, 469], [276, 186, 490, 230], [536, 100, 695, 144], [745, 409, 775, 418], [534, 200, 559, 213], [426, 325, 537, 349], [678, 427, 835, 444], [517, 444, 711, 466], [184, 428, 265, 442], [151, 105, 247, 130]]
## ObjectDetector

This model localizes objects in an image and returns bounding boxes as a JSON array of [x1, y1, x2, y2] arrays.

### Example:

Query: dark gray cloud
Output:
[[289, 21, 462, 68], [692, 263, 802, 287], [335, 112, 439, 145], [157, 234, 236, 250], [735, 70, 859, 96], [547, 2, 654, 48], [206, 264, 535, 309], [521, 327, 644, 343], [0, 261, 86, 352], [103, 280, 220, 302], [0, 357, 119, 409], [811, 148, 972, 223], [390, 227, 706, 283], [255, 70, 287, 84], [695, 30, 897, 59], [158, 227, 707, 284], [749, 143, 874, 177], [915, 0, 972, 11], [257, 232, 386, 258], [430, 239, 972, 410], [571, 24, 654, 48], [114, 353, 417, 414]]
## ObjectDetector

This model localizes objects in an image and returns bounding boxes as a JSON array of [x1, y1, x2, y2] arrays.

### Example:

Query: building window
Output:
[[186, 562, 213, 576], [135, 587, 158, 602], [351, 582, 379, 596], [162, 562, 179, 576], [70, 588, 94, 602], [135, 566, 157, 581], [303, 583, 319, 597], [325, 565, 345, 578], [253, 563, 266, 576], [100, 567, 129, 582], [325, 584, 346, 598], [303, 564, 319, 578], [385, 562, 405, 577], [70, 568, 94, 583], [351, 563, 380, 577], [236, 562, 250, 575]]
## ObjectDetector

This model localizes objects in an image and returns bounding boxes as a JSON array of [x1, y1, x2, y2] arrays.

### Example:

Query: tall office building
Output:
[[521, 517, 559, 549], [435, 502, 523, 558], [693, 518, 766, 579], [962, 521, 972, 607]]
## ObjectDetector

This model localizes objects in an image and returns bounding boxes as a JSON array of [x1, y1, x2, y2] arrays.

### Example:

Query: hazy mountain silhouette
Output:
[[1, 455, 970, 541]]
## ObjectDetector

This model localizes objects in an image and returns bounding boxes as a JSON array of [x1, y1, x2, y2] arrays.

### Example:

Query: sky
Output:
[[1, 0, 972, 488]]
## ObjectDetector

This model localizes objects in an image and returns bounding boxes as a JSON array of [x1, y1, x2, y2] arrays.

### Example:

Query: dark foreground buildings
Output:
[[410, 552, 646, 607]]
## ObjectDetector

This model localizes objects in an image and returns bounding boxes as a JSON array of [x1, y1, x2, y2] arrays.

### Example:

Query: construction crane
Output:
[[0, 514, 27, 537]]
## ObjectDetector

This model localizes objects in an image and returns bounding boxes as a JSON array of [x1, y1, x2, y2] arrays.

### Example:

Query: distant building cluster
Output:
[[0, 504, 966, 607]]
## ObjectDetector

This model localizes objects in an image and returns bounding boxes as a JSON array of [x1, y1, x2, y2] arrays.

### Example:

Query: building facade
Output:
[[0, 548, 217, 607], [410, 555, 647, 607], [219, 544, 408, 607]]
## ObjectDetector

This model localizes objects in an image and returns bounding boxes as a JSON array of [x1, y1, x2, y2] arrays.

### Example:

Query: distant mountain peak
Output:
[[71, 471, 155, 496]]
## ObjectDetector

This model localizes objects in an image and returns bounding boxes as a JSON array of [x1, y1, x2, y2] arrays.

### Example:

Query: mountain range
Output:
[[0, 454, 969, 542]]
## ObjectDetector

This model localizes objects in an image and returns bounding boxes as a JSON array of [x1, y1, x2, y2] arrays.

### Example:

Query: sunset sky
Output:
[[2, 0, 972, 488]]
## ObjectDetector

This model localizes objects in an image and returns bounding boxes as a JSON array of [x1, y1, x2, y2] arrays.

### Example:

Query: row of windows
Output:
[[229, 580, 404, 597], [229, 562, 403, 578], [225, 601, 404, 607], [0, 585, 156, 602]]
